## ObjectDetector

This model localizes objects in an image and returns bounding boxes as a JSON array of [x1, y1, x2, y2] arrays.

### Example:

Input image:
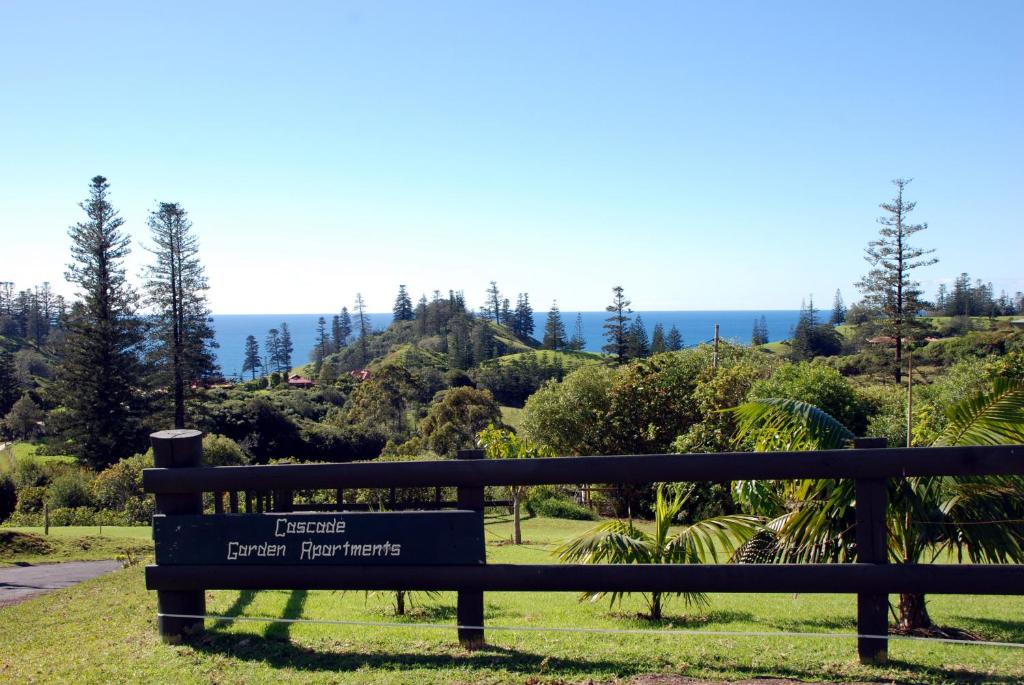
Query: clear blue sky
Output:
[[2, 1, 1021, 314]]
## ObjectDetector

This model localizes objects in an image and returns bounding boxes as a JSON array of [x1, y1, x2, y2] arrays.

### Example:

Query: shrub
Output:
[[526, 485, 597, 520], [12, 458, 48, 488], [532, 497, 597, 521], [749, 361, 870, 435], [47, 471, 95, 509], [0, 475, 16, 522], [202, 434, 247, 466], [92, 452, 152, 512], [14, 485, 46, 514]]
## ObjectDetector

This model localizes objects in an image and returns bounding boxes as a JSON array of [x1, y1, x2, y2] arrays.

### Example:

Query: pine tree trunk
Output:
[[897, 592, 931, 632], [513, 492, 522, 545], [395, 591, 405, 616]]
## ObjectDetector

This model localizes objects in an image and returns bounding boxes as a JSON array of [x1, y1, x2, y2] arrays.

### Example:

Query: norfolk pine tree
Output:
[[568, 313, 586, 352], [393, 285, 414, 322], [278, 322, 294, 373], [650, 322, 666, 354], [602, 286, 632, 364], [354, 293, 370, 364], [542, 301, 567, 350], [856, 178, 937, 383], [242, 335, 261, 380], [265, 328, 282, 372], [666, 325, 683, 351], [142, 202, 218, 428], [0, 348, 19, 417], [54, 176, 147, 468]]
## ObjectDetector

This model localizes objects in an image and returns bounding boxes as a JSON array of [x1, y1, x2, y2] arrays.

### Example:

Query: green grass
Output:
[[500, 406, 524, 430], [0, 528, 152, 565], [1, 515, 1021, 683], [493, 349, 605, 368], [0, 441, 77, 473], [4, 525, 153, 541]]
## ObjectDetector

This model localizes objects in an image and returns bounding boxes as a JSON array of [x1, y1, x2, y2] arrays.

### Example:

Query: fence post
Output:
[[854, 437, 888, 665], [151, 429, 205, 643], [456, 448, 485, 650]]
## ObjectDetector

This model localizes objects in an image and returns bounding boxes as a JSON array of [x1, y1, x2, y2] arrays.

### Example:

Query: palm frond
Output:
[[730, 398, 855, 452], [664, 514, 764, 564], [935, 377, 1024, 446]]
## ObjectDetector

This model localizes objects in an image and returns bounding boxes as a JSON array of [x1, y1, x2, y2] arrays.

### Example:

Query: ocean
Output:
[[210, 310, 801, 380]]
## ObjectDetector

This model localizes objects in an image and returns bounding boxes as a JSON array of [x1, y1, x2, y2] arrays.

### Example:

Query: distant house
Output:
[[350, 369, 372, 381], [866, 335, 897, 345], [287, 374, 315, 388]]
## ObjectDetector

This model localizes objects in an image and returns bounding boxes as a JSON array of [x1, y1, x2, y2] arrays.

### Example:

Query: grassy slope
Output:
[[1, 516, 1021, 684], [0, 442, 77, 472], [492, 349, 605, 368], [0, 527, 152, 565]]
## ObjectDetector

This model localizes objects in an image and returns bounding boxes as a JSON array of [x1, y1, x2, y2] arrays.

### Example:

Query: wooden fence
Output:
[[143, 430, 1024, 664]]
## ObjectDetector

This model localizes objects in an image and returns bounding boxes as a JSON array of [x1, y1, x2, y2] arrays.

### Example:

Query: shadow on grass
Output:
[[186, 631, 1023, 683], [265, 590, 308, 641], [212, 590, 258, 629], [604, 609, 756, 628], [947, 615, 1024, 642]]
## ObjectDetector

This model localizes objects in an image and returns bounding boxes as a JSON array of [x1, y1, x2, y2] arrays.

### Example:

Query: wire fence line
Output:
[[157, 612, 1024, 649]]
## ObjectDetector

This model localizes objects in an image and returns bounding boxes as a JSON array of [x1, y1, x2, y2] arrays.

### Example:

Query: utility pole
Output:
[[712, 323, 720, 371], [906, 349, 913, 447]]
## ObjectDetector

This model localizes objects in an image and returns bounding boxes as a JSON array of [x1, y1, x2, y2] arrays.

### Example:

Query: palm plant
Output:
[[554, 484, 761, 620], [729, 379, 1024, 632]]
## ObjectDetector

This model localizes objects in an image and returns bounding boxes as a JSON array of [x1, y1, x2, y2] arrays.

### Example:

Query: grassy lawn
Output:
[[500, 405, 524, 430], [1, 515, 1022, 683], [0, 527, 152, 565], [0, 441, 77, 471]]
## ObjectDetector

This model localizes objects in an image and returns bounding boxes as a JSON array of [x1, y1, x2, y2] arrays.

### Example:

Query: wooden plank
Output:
[[146, 562, 1024, 594], [456, 448, 486, 649], [153, 511, 486, 566], [143, 445, 1024, 494], [855, 436, 889, 665]]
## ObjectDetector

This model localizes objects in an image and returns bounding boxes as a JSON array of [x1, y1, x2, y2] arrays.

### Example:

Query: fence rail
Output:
[[142, 430, 1024, 665], [143, 444, 1024, 493]]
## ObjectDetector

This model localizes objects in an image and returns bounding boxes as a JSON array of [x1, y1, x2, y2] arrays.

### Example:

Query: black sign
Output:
[[153, 511, 485, 566]]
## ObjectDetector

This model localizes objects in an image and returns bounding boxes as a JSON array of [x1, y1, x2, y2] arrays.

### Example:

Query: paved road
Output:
[[0, 560, 123, 607]]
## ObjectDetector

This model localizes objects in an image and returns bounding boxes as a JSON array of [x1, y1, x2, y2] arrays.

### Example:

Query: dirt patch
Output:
[[625, 678, 879, 685], [0, 530, 54, 558]]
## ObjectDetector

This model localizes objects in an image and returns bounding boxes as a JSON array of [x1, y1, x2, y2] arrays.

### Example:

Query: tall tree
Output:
[[337, 307, 353, 344], [627, 315, 650, 359], [856, 179, 937, 383], [568, 313, 586, 352], [513, 293, 534, 340], [650, 323, 666, 354], [393, 285, 414, 322], [142, 202, 218, 428], [354, 293, 370, 364], [483, 281, 502, 324], [265, 328, 282, 373], [751, 317, 768, 346], [602, 286, 632, 364], [278, 322, 294, 373], [0, 348, 19, 417], [54, 176, 147, 468], [314, 316, 329, 372], [414, 295, 429, 335], [53, 178, 147, 464], [242, 335, 261, 380], [666, 325, 683, 352], [829, 289, 846, 325], [542, 301, 567, 350]]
